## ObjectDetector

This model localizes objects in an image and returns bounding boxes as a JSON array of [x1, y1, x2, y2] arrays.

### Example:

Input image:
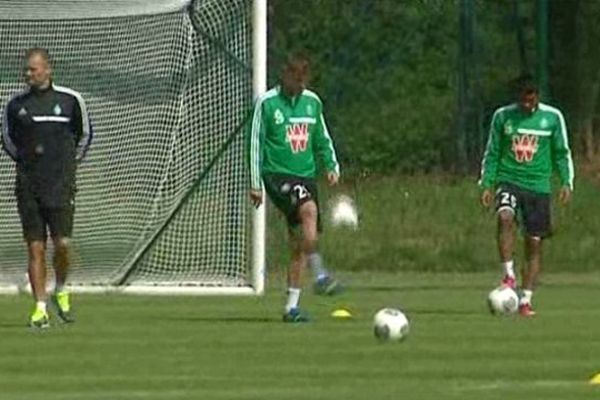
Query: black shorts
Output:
[[495, 182, 551, 238], [16, 186, 75, 243], [263, 173, 322, 231]]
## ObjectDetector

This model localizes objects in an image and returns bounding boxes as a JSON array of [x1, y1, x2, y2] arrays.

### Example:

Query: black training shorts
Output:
[[263, 173, 322, 231], [495, 182, 551, 238], [16, 184, 75, 242]]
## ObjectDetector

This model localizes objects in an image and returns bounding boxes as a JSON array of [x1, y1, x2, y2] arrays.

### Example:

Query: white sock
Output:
[[307, 252, 329, 282], [285, 288, 301, 313], [520, 290, 533, 305], [502, 260, 515, 278], [36, 301, 47, 313]]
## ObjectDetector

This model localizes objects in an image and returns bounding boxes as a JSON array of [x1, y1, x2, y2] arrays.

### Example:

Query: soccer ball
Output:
[[330, 194, 358, 229], [487, 286, 519, 315], [373, 308, 410, 341]]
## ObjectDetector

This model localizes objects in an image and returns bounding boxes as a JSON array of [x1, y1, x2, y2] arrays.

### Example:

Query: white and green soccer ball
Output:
[[487, 286, 519, 315], [329, 194, 358, 229], [373, 307, 410, 341]]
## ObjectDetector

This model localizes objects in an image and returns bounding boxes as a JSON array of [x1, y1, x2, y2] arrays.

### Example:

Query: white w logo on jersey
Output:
[[286, 123, 309, 153], [512, 134, 538, 163]]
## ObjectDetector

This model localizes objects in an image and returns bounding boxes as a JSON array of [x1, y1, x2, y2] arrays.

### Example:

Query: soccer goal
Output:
[[0, 0, 266, 295]]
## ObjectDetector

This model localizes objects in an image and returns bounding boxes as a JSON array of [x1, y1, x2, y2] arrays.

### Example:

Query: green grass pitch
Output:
[[1, 272, 599, 400]]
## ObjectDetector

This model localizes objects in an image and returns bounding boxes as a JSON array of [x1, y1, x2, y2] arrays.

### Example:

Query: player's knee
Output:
[[53, 237, 70, 254], [298, 201, 318, 223], [54, 236, 69, 246], [288, 232, 301, 251], [289, 239, 305, 262], [497, 211, 515, 229], [27, 241, 46, 263], [526, 236, 542, 251], [29, 240, 45, 250], [300, 219, 318, 247], [302, 235, 318, 254]]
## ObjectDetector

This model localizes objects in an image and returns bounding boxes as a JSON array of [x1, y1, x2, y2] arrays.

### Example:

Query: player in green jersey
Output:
[[248, 53, 341, 322], [479, 74, 574, 317]]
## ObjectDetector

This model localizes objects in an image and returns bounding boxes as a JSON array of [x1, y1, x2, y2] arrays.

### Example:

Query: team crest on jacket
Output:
[[53, 104, 62, 115], [504, 121, 514, 135], [274, 109, 284, 125], [286, 123, 309, 153], [512, 134, 538, 163]]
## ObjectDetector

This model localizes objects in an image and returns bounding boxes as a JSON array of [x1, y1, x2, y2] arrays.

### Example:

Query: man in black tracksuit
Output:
[[2, 48, 92, 328]]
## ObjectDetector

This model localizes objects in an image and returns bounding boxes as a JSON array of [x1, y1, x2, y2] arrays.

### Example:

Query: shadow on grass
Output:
[[408, 308, 482, 316], [0, 322, 29, 329], [351, 284, 492, 292], [154, 316, 280, 324], [0, 323, 57, 334], [353, 282, 600, 292]]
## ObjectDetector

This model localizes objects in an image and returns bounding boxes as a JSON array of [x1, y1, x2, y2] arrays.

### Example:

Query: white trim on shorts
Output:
[[496, 205, 515, 215]]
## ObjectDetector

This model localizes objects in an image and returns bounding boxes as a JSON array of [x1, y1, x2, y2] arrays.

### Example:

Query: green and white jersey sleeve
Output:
[[313, 108, 340, 177], [479, 102, 574, 194], [545, 103, 574, 190], [248, 86, 340, 191], [479, 105, 506, 190], [248, 88, 272, 191]]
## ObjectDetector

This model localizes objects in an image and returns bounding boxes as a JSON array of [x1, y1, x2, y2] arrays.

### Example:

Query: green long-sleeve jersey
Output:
[[479, 102, 574, 194], [248, 86, 340, 191]]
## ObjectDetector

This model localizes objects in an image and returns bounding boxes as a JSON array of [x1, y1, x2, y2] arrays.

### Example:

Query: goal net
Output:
[[0, 0, 265, 294]]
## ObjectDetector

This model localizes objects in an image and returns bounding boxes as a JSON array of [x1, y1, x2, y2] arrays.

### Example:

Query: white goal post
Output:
[[0, 0, 266, 295]]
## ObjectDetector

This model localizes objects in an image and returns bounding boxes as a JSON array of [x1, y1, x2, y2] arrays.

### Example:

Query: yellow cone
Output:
[[590, 373, 600, 385], [331, 308, 352, 319]]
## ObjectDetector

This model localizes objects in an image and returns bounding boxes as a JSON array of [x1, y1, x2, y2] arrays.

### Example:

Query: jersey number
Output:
[[292, 184, 309, 200], [499, 192, 517, 208]]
